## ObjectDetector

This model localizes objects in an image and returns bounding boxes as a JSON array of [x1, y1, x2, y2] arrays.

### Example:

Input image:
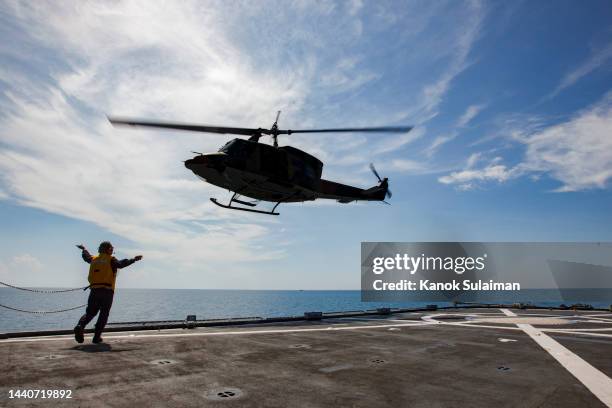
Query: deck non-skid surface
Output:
[[1, 308, 611, 407]]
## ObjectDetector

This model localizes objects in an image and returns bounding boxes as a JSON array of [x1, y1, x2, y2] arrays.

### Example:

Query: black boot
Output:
[[92, 332, 104, 344], [74, 325, 84, 344]]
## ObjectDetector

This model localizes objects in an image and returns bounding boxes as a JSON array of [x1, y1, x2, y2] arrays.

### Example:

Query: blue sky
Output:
[[0, 0, 611, 289]]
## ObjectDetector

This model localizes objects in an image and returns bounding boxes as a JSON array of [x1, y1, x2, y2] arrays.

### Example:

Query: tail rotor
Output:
[[369, 163, 392, 201]]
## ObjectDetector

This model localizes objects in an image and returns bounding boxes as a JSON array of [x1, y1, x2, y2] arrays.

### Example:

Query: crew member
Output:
[[73, 241, 142, 344]]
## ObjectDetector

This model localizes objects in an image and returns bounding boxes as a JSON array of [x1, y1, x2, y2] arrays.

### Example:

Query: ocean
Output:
[[0, 288, 610, 333]]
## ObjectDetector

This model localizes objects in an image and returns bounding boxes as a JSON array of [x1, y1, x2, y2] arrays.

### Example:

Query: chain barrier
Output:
[[0, 281, 88, 293], [0, 303, 87, 314], [0, 281, 88, 314]]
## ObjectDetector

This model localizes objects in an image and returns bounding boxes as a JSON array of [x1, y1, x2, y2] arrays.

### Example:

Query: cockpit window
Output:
[[219, 139, 256, 161], [219, 140, 236, 152]]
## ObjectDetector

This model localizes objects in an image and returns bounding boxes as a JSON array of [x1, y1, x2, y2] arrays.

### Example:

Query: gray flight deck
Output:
[[1, 307, 612, 407]]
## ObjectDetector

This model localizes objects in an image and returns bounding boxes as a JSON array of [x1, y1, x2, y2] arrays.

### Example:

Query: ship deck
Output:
[[2, 307, 612, 407]]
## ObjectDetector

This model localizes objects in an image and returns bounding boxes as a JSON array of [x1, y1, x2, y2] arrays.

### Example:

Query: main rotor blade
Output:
[[109, 116, 413, 137], [279, 126, 413, 135], [108, 117, 265, 136]]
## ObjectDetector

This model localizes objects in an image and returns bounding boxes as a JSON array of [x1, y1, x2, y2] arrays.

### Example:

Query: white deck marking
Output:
[[499, 309, 518, 317], [342, 317, 429, 323], [538, 327, 612, 332], [578, 316, 612, 323], [421, 314, 524, 331], [542, 330, 612, 339], [500, 309, 612, 407], [0, 321, 429, 344], [437, 322, 524, 331]]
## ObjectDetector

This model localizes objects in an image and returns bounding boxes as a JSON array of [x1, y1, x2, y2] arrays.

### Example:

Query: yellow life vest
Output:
[[88, 254, 116, 290]]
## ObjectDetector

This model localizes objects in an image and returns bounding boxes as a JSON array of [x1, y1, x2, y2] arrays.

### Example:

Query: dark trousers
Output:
[[77, 288, 114, 336]]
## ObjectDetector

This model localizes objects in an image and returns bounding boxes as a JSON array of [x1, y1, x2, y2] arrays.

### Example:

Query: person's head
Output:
[[98, 241, 114, 255]]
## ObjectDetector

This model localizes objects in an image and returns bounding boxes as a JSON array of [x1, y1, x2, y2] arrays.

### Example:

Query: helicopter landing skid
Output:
[[210, 197, 281, 216]]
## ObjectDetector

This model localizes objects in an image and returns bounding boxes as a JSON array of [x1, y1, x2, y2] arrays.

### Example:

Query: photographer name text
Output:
[[372, 279, 520, 291]]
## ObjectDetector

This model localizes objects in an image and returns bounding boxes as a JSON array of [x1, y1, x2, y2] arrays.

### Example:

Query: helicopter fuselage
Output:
[[184, 139, 321, 203], [183, 138, 387, 205], [185, 155, 317, 203]]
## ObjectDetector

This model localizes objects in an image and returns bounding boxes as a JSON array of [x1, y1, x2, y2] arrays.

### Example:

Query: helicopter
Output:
[[108, 112, 412, 215]]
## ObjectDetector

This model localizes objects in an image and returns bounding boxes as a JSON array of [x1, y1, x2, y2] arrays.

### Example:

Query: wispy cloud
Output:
[[439, 92, 612, 192], [545, 42, 612, 100], [422, 101, 486, 157], [319, 56, 379, 93], [415, 0, 484, 123], [457, 104, 486, 127], [438, 155, 519, 190], [407, 1, 486, 159], [425, 133, 454, 157], [521, 92, 612, 191]]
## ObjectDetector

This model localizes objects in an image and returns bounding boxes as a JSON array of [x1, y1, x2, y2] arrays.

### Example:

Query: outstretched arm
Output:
[[112, 255, 143, 269], [76, 244, 93, 264]]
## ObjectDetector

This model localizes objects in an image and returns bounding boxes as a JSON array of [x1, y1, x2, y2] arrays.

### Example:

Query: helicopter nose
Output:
[[184, 154, 225, 171], [184, 156, 206, 169]]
